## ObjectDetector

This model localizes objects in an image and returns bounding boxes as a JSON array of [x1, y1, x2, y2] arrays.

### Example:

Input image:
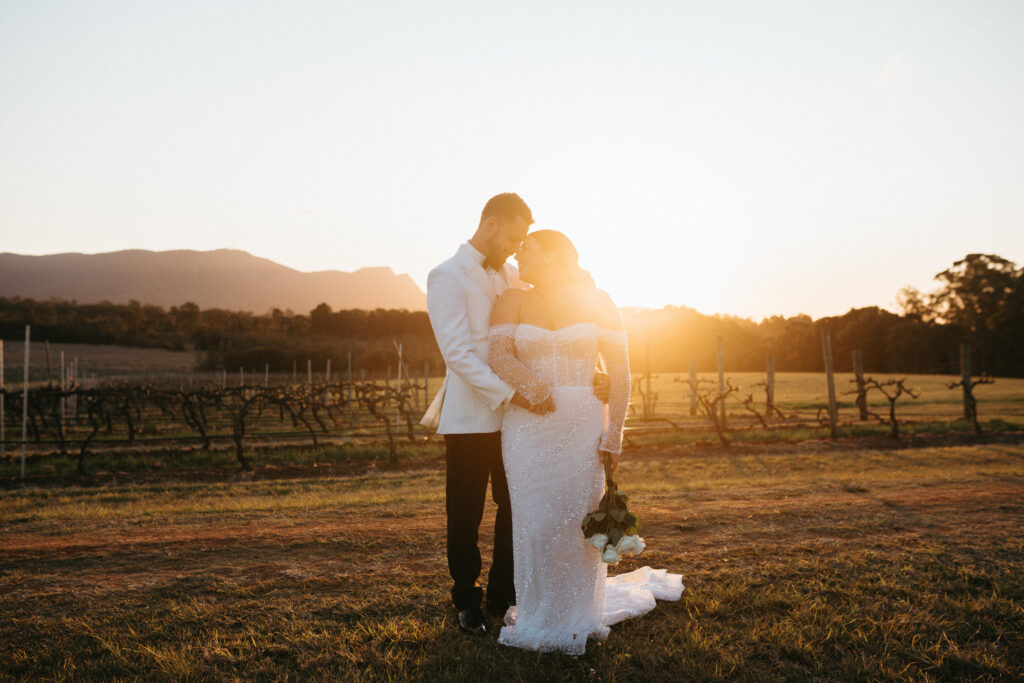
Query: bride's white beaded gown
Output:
[[489, 322, 683, 655]]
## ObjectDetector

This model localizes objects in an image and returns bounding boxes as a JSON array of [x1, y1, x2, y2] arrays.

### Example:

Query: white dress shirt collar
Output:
[[465, 241, 488, 267]]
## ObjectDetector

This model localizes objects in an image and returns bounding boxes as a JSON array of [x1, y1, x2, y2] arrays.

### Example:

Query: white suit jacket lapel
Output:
[[456, 244, 498, 304]]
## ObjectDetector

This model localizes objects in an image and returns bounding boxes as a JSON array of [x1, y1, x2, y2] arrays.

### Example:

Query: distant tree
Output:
[[310, 303, 334, 335], [824, 307, 904, 372], [896, 286, 933, 322], [170, 302, 201, 332], [4, 251, 1022, 378], [930, 254, 1024, 376], [931, 254, 1018, 326]]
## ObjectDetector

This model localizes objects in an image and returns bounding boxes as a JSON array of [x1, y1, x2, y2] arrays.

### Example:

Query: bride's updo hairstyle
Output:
[[528, 230, 596, 289]]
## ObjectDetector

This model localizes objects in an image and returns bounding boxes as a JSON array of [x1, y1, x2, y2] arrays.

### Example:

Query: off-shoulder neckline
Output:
[[491, 322, 625, 334]]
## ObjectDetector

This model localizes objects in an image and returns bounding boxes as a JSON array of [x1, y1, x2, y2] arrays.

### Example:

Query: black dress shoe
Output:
[[458, 607, 487, 635]]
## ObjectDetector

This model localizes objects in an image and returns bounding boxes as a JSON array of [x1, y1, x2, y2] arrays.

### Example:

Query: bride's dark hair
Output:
[[528, 229, 596, 289]]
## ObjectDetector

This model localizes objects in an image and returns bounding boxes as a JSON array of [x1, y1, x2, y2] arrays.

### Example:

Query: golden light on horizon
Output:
[[0, 2, 1020, 321]]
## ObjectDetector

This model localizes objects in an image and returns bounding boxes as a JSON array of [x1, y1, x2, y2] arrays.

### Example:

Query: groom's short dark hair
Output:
[[480, 193, 534, 227]]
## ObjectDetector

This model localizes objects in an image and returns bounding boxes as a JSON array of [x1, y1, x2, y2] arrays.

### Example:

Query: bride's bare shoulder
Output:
[[591, 288, 624, 330], [491, 288, 526, 326]]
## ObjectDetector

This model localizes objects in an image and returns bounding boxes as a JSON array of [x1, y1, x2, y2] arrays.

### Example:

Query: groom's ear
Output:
[[478, 215, 500, 237]]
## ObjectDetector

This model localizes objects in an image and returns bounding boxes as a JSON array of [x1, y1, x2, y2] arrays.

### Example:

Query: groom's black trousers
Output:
[[443, 432, 515, 612]]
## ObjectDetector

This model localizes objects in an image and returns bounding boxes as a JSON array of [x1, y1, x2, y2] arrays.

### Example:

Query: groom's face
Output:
[[484, 216, 530, 268]]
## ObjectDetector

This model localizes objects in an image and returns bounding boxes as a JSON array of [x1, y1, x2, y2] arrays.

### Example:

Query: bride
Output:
[[487, 229, 683, 655]]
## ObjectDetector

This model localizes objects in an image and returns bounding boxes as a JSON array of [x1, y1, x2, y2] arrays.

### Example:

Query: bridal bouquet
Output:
[[581, 453, 644, 565]]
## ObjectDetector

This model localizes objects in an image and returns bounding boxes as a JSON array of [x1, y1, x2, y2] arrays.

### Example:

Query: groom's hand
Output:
[[510, 391, 533, 410], [510, 391, 555, 415], [592, 372, 610, 403]]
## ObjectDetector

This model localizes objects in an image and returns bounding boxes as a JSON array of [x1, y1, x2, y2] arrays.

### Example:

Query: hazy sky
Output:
[[1, 1, 1021, 319]]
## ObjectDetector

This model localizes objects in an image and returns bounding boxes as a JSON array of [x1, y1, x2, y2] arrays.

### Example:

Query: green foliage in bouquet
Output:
[[581, 454, 644, 562]]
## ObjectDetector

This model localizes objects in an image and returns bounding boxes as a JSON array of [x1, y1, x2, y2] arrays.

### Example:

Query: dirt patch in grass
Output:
[[637, 429, 1024, 458], [2, 442, 1022, 680]]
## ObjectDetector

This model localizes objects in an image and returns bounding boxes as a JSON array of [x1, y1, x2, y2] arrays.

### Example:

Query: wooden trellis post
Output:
[[395, 343, 403, 427], [423, 361, 429, 410], [821, 327, 838, 439], [853, 350, 867, 420], [688, 359, 697, 416], [69, 354, 75, 417], [325, 358, 332, 407], [21, 325, 30, 479], [960, 343, 972, 419], [645, 338, 652, 419], [347, 352, 354, 424], [59, 351, 66, 432], [45, 340, 53, 385], [717, 336, 726, 429], [766, 354, 776, 416], [0, 339, 5, 458]]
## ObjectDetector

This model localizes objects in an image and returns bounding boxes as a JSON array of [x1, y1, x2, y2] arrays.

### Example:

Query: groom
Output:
[[423, 193, 545, 635]]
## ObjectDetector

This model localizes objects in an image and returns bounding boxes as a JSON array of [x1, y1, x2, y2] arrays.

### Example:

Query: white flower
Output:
[[601, 546, 621, 564], [587, 533, 609, 550], [615, 535, 646, 556]]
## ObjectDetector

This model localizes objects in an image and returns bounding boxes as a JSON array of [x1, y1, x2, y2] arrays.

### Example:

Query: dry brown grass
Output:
[[2, 440, 1023, 680]]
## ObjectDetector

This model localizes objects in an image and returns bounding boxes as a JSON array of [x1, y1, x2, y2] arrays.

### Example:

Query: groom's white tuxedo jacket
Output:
[[424, 242, 521, 434]]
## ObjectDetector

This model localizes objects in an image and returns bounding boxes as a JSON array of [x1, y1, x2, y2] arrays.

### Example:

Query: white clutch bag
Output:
[[420, 376, 448, 430]]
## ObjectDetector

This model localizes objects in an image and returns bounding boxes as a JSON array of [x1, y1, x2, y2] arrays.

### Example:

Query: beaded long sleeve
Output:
[[598, 329, 630, 454], [487, 324, 552, 406]]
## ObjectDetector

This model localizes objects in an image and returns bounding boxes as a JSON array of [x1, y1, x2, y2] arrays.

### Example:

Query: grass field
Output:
[[642, 372, 1024, 425], [2, 341, 201, 376], [2, 438, 1023, 680]]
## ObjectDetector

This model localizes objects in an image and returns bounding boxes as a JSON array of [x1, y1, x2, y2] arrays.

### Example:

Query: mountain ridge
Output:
[[0, 249, 427, 313]]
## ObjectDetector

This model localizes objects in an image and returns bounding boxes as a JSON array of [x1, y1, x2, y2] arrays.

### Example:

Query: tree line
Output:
[[1, 253, 1021, 377]]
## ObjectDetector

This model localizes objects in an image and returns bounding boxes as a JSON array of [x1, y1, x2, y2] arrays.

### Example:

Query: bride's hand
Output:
[[599, 449, 619, 471], [529, 395, 556, 416]]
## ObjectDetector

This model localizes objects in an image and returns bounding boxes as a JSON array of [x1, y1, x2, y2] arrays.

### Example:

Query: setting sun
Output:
[[2, 3, 1023, 678]]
